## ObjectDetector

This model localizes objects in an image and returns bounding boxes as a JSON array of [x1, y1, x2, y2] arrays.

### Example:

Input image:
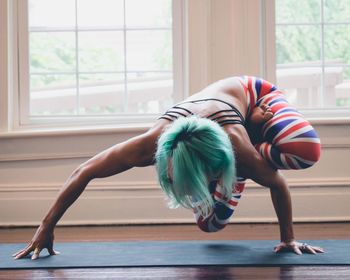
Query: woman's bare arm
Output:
[[230, 129, 295, 244], [13, 124, 164, 260], [42, 127, 161, 230], [226, 125, 324, 254]]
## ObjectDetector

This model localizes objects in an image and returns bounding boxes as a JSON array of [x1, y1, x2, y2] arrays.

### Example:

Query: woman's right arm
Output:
[[13, 124, 164, 260]]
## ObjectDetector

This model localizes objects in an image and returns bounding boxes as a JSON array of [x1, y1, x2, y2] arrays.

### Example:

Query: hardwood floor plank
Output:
[[1, 266, 350, 280]]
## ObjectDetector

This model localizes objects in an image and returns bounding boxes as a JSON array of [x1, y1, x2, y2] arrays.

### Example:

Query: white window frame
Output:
[[12, 0, 187, 129], [2, 0, 350, 136]]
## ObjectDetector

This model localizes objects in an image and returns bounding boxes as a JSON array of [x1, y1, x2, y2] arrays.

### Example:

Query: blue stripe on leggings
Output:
[[214, 202, 234, 220]]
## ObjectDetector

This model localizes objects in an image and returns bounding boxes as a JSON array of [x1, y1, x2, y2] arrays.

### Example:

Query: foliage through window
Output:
[[275, 0, 350, 109], [27, 0, 174, 117]]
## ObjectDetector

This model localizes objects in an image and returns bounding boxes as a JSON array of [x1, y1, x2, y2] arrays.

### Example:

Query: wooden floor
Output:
[[1, 223, 350, 279]]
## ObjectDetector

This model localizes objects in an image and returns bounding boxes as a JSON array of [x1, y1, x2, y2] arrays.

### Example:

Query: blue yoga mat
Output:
[[1, 240, 349, 269]]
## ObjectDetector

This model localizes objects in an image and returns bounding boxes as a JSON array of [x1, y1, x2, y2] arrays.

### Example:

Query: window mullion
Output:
[[320, 0, 325, 108], [123, 0, 128, 113], [74, 0, 80, 115], [17, 0, 30, 126]]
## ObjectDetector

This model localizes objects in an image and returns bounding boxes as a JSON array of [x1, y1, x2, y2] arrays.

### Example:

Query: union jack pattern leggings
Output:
[[195, 76, 321, 232]]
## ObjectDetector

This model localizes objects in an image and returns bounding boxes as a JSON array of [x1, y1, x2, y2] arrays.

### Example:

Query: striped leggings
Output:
[[195, 76, 321, 233]]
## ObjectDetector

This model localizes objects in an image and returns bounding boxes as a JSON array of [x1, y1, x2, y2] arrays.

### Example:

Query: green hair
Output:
[[155, 116, 236, 218]]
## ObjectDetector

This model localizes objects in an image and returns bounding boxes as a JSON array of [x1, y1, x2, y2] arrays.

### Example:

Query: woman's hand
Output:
[[12, 224, 60, 260], [274, 240, 325, 255]]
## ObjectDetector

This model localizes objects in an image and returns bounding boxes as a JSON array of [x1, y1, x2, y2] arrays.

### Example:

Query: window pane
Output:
[[335, 67, 350, 108], [127, 30, 172, 71], [77, 0, 124, 28], [276, 26, 321, 65], [79, 32, 124, 72], [79, 74, 125, 115], [30, 32, 76, 73], [276, 0, 321, 24], [324, 25, 350, 65], [29, 0, 75, 29], [324, 0, 350, 22], [344, 67, 350, 80], [30, 74, 77, 116], [127, 72, 173, 113], [126, 0, 172, 28]]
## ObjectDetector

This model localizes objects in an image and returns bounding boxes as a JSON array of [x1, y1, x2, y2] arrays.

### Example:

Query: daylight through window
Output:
[[27, 0, 174, 117]]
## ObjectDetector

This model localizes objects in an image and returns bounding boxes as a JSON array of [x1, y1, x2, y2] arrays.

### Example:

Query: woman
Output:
[[13, 76, 324, 260]]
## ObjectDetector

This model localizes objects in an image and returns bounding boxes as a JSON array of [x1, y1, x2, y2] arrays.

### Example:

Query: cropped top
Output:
[[159, 98, 245, 127]]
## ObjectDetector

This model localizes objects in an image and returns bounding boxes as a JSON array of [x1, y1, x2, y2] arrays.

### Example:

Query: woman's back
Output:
[[157, 76, 248, 128]]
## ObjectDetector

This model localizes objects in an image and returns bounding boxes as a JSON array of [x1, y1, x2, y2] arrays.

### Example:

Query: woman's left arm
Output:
[[227, 126, 324, 254]]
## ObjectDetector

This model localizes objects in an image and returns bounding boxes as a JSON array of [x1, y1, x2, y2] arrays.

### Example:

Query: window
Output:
[[275, 0, 350, 110], [16, 0, 185, 127]]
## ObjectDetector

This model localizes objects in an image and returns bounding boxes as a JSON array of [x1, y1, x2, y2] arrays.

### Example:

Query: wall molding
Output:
[[1, 177, 349, 192], [1, 182, 349, 226], [0, 152, 93, 162], [1, 121, 349, 163], [0, 143, 349, 162]]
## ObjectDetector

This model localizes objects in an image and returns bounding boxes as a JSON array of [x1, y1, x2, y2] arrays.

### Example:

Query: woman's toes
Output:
[[263, 111, 274, 121], [261, 104, 269, 111]]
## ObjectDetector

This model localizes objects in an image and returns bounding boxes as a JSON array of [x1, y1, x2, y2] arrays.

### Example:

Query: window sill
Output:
[[308, 117, 350, 125], [301, 108, 350, 123], [0, 122, 154, 139], [1, 113, 350, 140]]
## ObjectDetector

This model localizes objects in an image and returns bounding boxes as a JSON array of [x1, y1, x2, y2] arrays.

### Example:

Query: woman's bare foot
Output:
[[250, 104, 274, 125]]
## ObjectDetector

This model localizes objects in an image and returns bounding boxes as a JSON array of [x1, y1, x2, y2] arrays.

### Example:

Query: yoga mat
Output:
[[1, 240, 349, 269]]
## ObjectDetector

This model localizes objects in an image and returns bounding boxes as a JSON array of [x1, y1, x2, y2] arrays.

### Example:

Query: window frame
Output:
[[13, 0, 187, 129], [2, 0, 350, 135]]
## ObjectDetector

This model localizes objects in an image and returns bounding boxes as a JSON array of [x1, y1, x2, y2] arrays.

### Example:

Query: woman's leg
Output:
[[240, 76, 321, 170], [195, 178, 246, 232], [255, 92, 321, 169]]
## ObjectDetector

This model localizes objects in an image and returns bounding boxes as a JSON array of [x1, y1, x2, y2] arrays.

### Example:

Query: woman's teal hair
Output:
[[155, 116, 236, 218]]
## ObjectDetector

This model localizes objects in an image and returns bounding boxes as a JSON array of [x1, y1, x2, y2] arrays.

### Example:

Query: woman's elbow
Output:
[[130, 132, 158, 167], [72, 163, 95, 183]]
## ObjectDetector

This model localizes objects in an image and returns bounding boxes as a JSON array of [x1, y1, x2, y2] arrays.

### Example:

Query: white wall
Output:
[[1, 122, 349, 226], [0, 0, 349, 226]]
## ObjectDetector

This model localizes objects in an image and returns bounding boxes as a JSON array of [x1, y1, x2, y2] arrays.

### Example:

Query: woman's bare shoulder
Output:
[[147, 119, 172, 137]]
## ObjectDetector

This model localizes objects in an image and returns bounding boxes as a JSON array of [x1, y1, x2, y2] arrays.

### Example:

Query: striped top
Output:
[[159, 98, 245, 127]]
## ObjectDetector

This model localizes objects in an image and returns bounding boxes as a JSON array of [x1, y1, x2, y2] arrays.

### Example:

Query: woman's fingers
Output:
[[31, 247, 42, 260], [13, 246, 60, 260], [13, 246, 34, 259], [13, 244, 32, 257], [12, 249, 25, 258], [292, 245, 303, 255], [274, 241, 325, 255], [12, 248, 25, 257], [312, 246, 325, 253], [303, 245, 325, 254], [306, 245, 317, 254], [273, 244, 284, 253]]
